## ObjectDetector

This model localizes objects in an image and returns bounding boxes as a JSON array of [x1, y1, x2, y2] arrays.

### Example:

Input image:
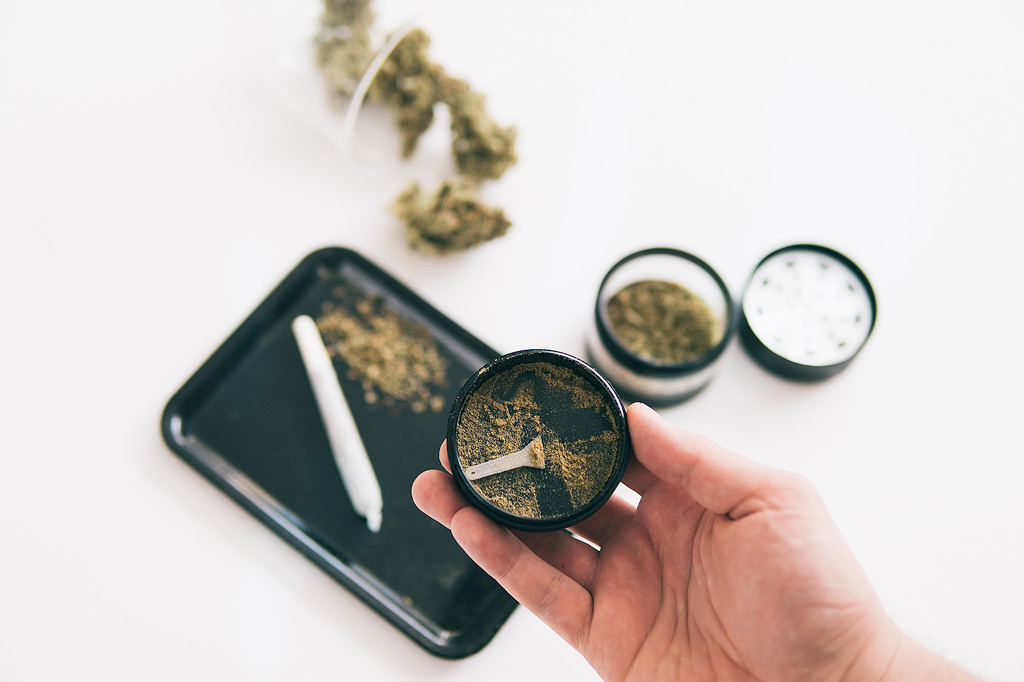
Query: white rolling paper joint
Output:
[[291, 314, 383, 533]]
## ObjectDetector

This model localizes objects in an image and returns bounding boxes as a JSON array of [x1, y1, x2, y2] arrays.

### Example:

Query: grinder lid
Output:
[[739, 244, 877, 381]]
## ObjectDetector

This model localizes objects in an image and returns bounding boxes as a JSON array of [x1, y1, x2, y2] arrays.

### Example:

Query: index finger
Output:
[[448, 505, 594, 648], [415, 448, 597, 646]]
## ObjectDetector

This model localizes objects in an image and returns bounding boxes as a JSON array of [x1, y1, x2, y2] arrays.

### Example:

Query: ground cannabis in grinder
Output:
[[606, 280, 718, 363], [455, 361, 622, 521]]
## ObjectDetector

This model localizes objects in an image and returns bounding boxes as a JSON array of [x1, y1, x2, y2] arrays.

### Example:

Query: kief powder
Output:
[[454, 358, 623, 523]]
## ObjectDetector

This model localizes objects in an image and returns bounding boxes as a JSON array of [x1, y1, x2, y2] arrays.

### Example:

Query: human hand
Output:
[[412, 402, 978, 682]]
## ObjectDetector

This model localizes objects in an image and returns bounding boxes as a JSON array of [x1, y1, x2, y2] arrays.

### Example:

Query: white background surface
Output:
[[2, 0, 1022, 680]]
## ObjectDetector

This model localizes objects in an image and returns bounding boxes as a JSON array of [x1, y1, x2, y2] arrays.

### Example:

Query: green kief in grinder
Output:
[[606, 279, 717, 363], [454, 358, 624, 525]]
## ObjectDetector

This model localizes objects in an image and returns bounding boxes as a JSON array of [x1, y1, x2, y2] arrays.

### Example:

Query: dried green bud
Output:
[[316, 36, 376, 98], [315, 0, 518, 253], [392, 178, 511, 254], [319, 0, 374, 29], [440, 75, 517, 181], [367, 28, 444, 157], [315, 0, 376, 98]]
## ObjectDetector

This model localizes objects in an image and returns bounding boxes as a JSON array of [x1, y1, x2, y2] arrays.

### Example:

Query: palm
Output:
[[412, 403, 897, 682], [580, 474, 888, 682]]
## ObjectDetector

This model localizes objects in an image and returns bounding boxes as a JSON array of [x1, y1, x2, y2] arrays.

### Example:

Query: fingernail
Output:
[[627, 402, 652, 419]]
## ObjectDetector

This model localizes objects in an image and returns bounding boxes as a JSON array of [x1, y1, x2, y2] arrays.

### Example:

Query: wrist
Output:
[[836, 621, 981, 682], [876, 632, 982, 682]]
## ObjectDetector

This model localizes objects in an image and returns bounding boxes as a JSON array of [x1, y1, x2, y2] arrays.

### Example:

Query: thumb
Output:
[[626, 403, 776, 518]]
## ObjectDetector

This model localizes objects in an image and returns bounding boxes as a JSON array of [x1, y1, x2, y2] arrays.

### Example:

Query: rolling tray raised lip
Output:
[[160, 246, 518, 659]]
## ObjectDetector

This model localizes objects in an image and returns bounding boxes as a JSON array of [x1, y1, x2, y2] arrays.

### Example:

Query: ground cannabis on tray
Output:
[[316, 283, 449, 413], [606, 280, 718, 363], [455, 361, 622, 521], [315, 0, 517, 254]]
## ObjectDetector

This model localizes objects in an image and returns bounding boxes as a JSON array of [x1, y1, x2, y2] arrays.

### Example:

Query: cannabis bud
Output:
[[316, 0, 518, 253], [392, 178, 511, 255]]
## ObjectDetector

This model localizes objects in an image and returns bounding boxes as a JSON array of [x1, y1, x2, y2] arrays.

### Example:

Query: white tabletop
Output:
[[2, 1, 1022, 680]]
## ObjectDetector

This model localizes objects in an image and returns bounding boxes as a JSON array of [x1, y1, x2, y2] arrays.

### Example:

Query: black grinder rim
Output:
[[738, 243, 878, 382], [594, 247, 737, 378], [446, 349, 630, 532]]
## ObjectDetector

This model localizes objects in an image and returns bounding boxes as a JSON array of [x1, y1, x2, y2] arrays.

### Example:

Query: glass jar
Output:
[[587, 248, 736, 406]]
